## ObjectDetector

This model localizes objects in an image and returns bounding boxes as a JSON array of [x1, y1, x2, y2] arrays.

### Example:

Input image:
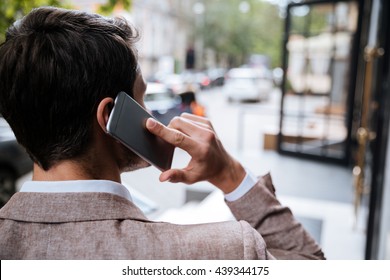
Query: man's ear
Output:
[[96, 97, 114, 133]]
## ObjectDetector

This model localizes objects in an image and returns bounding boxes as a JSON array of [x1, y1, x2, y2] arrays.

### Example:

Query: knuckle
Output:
[[154, 121, 164, 135], [173, 130, 185, 145], [204, 131, 216, 142], [171, 171, 185, 183], [176, 172, 185, 183], [170, 116, 181, 127]]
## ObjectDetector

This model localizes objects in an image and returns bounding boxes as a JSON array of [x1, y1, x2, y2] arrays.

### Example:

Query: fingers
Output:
[[159, 169, 183, 183], [147, 113, 229, 187], [168, 116, 213, 138], [180, 113, 214, 129], [146, 118, 196, 151], [159, 168, 199, 184], [147, 113, 216, 145], [181, 112, 208, 122]]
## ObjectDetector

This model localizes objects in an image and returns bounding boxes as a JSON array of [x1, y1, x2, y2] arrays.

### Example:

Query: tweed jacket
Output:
[[0, 174, 324, 259]]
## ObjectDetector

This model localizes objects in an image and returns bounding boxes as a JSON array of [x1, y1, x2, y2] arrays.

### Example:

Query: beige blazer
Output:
[[0, 174, 324, 259]]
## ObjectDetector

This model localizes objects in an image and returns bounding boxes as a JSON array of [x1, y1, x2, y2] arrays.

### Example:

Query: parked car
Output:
[[161, 74, 189, 95], [0, 117, 33, 207], [223, 67, 273, 102], [144, 83, 181, 125], [192, 71, 211, 90], [144, 83, 205, 125]]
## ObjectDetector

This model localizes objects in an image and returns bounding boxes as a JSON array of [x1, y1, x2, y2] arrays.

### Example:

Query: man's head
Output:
[[0, 7, 141, 171]]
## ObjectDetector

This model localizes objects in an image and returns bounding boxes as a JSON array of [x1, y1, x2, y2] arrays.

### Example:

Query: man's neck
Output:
[[32, 160, 121, 183]]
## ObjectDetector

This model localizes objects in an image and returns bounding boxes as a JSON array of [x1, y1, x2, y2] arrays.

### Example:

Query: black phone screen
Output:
[[106, 91, 174, 171]]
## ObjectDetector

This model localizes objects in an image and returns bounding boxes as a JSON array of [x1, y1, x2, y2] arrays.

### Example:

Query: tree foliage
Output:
[[98, 0, 132, 15], [0, 0, 133, 43], [199, 0, 283, 68], [0, 0, 66, 42]]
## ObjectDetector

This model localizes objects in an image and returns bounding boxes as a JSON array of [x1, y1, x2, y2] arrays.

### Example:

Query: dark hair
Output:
[[0, 7, 139, 170]]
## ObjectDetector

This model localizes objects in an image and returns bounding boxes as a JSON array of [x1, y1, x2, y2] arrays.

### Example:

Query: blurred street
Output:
[[5, 0, 388, 260]]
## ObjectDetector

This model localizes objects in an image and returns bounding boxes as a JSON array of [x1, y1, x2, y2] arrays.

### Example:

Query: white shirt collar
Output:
[[19, 180, 132, 202]]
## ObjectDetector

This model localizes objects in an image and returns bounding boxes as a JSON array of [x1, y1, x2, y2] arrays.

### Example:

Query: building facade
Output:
[[67, 0, 196, 78]]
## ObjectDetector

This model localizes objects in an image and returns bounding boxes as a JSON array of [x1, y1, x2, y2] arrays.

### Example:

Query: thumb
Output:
[[159, 169, 186, 183]]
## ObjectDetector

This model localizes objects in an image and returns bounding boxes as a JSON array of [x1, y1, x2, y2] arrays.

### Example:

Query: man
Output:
[[0, 7, 324, 259]]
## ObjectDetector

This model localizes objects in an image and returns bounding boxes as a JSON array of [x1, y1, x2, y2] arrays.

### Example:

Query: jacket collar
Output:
[[0, 192, 149, 223]]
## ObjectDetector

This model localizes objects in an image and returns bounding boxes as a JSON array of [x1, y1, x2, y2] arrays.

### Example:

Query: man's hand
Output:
[[146, 113, 246, 194]]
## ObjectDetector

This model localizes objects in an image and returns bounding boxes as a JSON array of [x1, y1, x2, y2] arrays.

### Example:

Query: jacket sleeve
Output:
[[226, 173, 325, 260]]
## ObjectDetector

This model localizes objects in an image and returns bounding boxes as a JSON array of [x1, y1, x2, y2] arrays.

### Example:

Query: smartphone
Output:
[[106, 91, 175, 171]]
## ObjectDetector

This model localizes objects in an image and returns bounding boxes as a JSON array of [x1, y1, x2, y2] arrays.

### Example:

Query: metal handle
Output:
[[352, 46, 384, 227]]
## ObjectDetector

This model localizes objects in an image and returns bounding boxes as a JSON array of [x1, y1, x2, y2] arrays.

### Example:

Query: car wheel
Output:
[[0, 169, 16, 208]]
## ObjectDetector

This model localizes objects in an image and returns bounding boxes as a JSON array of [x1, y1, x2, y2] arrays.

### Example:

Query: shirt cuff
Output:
[[224, 168, 257, 202]]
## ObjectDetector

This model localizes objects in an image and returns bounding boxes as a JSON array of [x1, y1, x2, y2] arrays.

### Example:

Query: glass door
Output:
[[279, 0, 362, 164]]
